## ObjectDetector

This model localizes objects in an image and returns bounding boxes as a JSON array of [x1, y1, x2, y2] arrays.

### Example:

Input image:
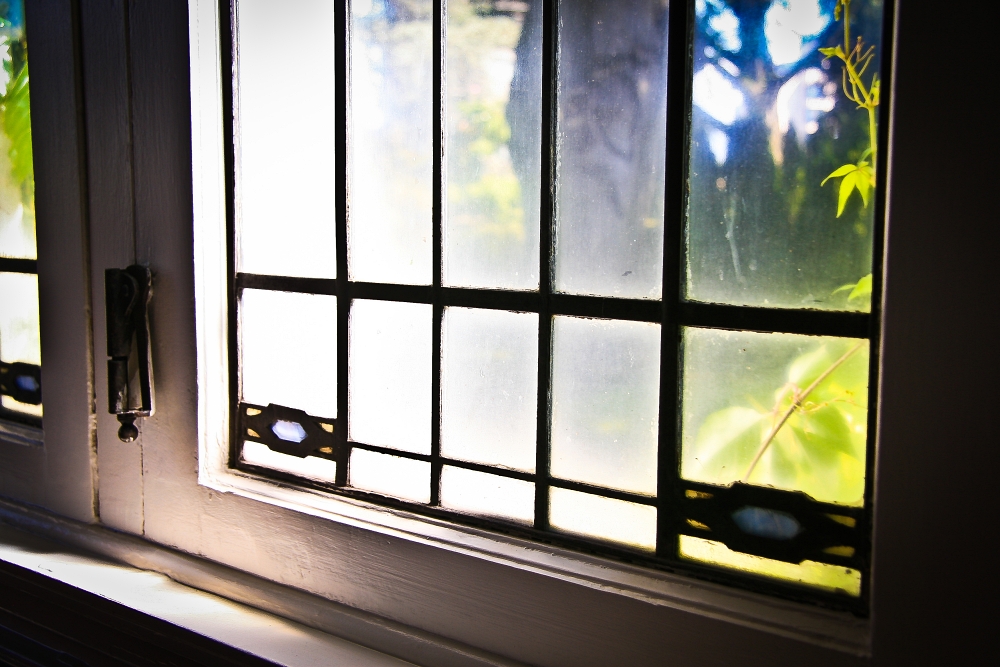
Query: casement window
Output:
[[194, 0, 890, 614], [0, 1, 43, 444], [2, 0, 996, 663]]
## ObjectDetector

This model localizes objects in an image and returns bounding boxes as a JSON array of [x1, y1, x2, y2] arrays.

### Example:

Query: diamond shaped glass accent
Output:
[[271, 419, 307, 444], [731, 506, 802, 541], [15, 374, 39, 392]]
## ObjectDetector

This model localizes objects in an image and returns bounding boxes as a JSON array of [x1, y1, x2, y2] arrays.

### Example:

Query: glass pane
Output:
[[685, 0, 884, 311], [349, 299, 431, 454], [240, 289, 337, 418], [0, 272, 41, 417], [440, 466, 534, 523], [234, 0, 337, 279], [550, 316, 660, 495], [681, 327, 869, 506], [550, 487, 656, 550], [349, 0, 433, 285], [0, 2, 35, 261], [680, 535, 861, 596], [349, 448, 430, 504], [241, 441, 338, 484], [554, 0, 668, 299], [441, 307, 537, 471], [444, 0, 540, 290]]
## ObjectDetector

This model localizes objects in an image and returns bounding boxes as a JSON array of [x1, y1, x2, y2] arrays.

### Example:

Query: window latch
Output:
[[105, 265, 154, 442]]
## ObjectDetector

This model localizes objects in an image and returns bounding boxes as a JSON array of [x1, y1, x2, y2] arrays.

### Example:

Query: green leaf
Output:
[[686, 407, 764, 482], [847, 273, 872, 301], [821, 163, 857, 186], [854, 162, 872, 207], [818, 47, 838, 57], [837, 170, 857, 217]]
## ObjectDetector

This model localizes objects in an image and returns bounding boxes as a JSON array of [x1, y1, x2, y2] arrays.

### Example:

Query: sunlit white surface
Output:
[[240, 289, 337, 418], [0, 271, 42, 416], [692, 63, 746, 126], [349, 448, 431, 504], [235, 0, 337, 279], [242, 441, 338, 483], [550, 317, 661, 495], [441, 307, 537, 471], [764, 0, 830, 67], [349, 300, 432, 454], [550, 488, 656, 551], [440, 466, 534, 523], [0, 526, 411, 667]]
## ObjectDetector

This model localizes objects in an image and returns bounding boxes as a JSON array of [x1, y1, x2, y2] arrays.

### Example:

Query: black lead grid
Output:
[[227, 0, 884, 613]]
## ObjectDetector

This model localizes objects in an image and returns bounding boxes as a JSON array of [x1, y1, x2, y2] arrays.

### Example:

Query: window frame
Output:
[[214, 0, 887, 615], [0, 0, 95, 521]]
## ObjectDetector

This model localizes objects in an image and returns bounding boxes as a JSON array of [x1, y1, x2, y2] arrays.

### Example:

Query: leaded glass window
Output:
[[225, 0, 888, 611]]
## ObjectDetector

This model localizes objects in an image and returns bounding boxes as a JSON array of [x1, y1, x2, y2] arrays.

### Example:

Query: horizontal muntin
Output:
[[236, 272, 870, 337]]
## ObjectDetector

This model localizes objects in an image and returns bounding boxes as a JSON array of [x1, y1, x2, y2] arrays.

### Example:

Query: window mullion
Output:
[[335, 0, 350, 486], [533, 0, 558, 532], [431, 0, 445, 507], [656, 0, 693, 559]]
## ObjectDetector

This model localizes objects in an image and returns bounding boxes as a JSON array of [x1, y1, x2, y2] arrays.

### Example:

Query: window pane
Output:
[[550, 487, 656, 550], [679, 535, 861, 596], [681, 327, 869, 506], [241, 441, 338, 484], [685, 0, 883, 311], [0, 2, 35, 262], [441, 307, 537, 471], [551, 316, 660, 495], [440, 466, 534, 523], [240, 289, 337, 418], [0, 272, 41, 417], [444, 0, 540, 290], [349, 0, 433, 285], [349, 300, 431, 454], [234, 0, 337, 279], [349, 448, 430, 504], [554, 0, 668, 299]]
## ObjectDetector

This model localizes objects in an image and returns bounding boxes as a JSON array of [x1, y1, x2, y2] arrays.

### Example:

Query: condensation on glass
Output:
[[240, 289, 338, 418], [349, 0, 433, 285], [551, 316, 661, 495], [441, 307, 537, 471], [0, 1, 41, 421], [554, 0, 669, 299], [685, 0, 883, 311], [444, 0, 540, 290], [349, 299, 432, 454], [681, 327, 870, 507]]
